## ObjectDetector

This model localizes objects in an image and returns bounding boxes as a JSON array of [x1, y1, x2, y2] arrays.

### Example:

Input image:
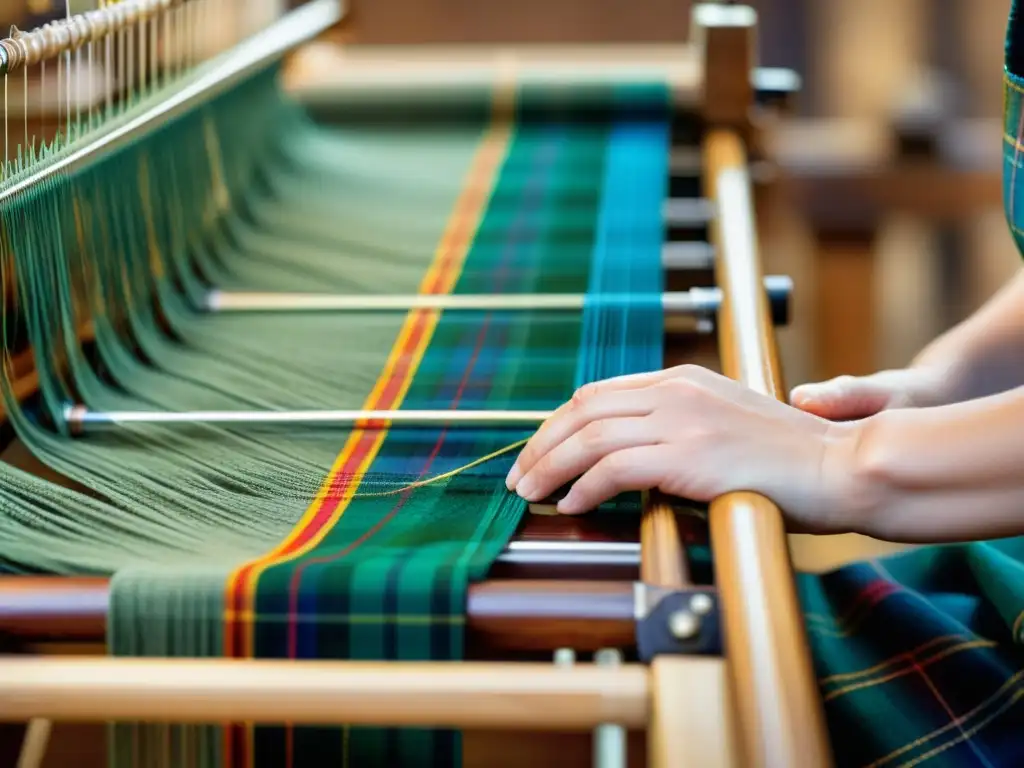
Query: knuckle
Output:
[[578, 421, 607, 452], [654, 376, 692, 399], [601, 450, 630, 476], [571, 382, 598, 407], [532, 452, 554, 477]]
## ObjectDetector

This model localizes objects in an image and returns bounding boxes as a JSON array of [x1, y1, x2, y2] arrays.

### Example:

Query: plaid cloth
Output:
[[797, 542, 1024, 768], [794, 10, 1024, 766], [219, 85, 670, 768]]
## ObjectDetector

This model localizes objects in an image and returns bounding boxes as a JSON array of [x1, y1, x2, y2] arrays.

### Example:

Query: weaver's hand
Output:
[[505, 365, 860, 534], [789, 366, 954, 422]]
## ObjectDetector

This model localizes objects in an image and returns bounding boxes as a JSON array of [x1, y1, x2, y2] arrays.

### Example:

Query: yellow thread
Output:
[[349, 438, 528, 499]]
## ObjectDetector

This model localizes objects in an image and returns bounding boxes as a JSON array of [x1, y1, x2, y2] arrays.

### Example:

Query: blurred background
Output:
[[0, 0, 1014, 391]]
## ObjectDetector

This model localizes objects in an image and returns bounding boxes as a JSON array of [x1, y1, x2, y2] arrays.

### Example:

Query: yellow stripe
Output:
[[260, 122, 512, 563], [227, 92, 516, 620]]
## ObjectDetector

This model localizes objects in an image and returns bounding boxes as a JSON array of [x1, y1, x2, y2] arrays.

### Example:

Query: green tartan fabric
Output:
[[0, 63, 669, 768], [792, 10, 1024, 767], [797, 544, 1024, 767], [0, 51, 671, 765], [237, 103, 668, 767]]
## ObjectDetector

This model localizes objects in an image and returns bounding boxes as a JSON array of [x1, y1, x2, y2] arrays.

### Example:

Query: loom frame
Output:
[[0, 3, 833, 767]]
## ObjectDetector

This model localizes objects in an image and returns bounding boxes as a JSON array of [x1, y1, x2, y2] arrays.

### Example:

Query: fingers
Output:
[[544, 368, 692, 424], [513, 417, 660, 502], [557, 445, 670, 514], [506, 386, 663, 489], [789, 376, 890, 421]]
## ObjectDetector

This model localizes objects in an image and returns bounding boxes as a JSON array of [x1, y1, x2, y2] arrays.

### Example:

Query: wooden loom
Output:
[[0, 2, 833, 767]]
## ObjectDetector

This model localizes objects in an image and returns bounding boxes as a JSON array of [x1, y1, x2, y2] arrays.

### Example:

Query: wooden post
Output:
[[649, 657, 737, 768], [694, 7, 834, 764], [813, 228, 878, 379]]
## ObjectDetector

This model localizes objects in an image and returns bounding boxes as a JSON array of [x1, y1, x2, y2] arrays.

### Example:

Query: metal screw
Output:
[[690, 593, 714, 616], [554, 648, 576, 667], [668, 609, 700, 640], [594, 648, 622, 668]]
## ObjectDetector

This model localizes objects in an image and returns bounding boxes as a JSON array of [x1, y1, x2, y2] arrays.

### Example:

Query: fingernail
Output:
[[515, 475, 539, 501], [505, 462, 521, 490], [791, 387, 816, 405], [556, 489, 579, 515]]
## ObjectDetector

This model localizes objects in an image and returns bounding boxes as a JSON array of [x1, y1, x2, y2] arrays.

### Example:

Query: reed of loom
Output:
[[0, 2, 829, 768]]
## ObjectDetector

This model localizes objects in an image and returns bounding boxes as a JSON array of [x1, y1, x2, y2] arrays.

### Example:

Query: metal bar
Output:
[[662, 242, 715, 270], [663, 198, 715, 226], [593, 649, 627, 768], [506, 542, 639, 554], [0, 656, 649, 730], [0, 0, 343, 204], [498, 551, 639, 567], [64, 405, 551, 433], [502, 541, 640, 567], [205, 290, 695, 313], [204, 278, 789, 314]]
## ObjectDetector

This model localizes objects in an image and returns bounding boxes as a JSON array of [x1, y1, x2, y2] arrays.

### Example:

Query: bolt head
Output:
[[690, 593, 713, 616], [668, 609, 700, 640]]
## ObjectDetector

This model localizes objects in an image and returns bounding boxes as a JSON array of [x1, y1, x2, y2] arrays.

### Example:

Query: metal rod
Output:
[[593, 649, 627, 768], [204, 277, 790, 314], [662, 242, 715, 270], [506, 542, 639, 555], [206, 290, 701, 313], [663, 198, 714, 227], [500, 551, 639, 567], [0, 0, 342, 203], [500, 541, 639, 567], [64, 404, 551, 433]]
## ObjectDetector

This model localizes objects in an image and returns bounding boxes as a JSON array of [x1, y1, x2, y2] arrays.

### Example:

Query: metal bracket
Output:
[[634, 583, 721, 662]]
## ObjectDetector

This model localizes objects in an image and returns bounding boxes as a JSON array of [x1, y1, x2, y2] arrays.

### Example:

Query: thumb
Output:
[[789, 375, 892, 421]]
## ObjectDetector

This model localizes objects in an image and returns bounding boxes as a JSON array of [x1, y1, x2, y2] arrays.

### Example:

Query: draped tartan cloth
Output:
[[789, 6, 1024, 766]]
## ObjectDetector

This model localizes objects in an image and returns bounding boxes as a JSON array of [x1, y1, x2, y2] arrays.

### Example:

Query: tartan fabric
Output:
[[1006, 0, 1024, 256], [225, 85, 670, 768], [795, 11, 1024, 767], [796, 542, 1024, 768]]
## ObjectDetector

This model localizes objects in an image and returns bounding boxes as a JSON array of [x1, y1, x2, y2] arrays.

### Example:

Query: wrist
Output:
[[818, 415, 893, 536], [907, 353, 972, 407]]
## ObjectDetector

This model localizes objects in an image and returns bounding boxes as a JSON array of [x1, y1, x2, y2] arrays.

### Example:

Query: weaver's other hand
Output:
[[505, 365, 859, 534], [789, 366, 952, 422]]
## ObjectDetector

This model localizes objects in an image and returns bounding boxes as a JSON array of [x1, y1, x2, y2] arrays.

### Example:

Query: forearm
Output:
[[913, 267, 1024, 401], [841, 384, 1024, 542]]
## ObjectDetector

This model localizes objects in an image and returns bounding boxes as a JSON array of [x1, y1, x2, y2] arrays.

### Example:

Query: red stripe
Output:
[[284, 309, 499, 659], [225, 135, 504, 768]]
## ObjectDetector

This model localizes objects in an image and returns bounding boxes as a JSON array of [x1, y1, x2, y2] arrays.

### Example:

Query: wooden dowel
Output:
[[639, 495, 688, 588], [14, 719, 50, 768], [703, 129, 832, 768], [648, 658, 737, 768], [0, 577, 637, 654], [284, 41, 797, 111], [0, 655, 648, 730]]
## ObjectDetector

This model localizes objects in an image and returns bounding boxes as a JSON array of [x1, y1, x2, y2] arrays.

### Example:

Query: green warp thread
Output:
[[0, 58, 670, 767]]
